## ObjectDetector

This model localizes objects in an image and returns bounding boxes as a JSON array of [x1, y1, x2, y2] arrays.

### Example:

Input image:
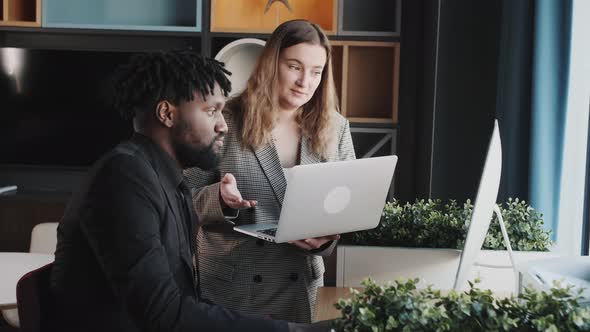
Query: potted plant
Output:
[[332, 278, 590, 331], [336, 198, 557, 293]]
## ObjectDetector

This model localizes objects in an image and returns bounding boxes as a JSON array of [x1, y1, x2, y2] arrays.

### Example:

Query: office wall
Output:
[[430, 0, 502, 201]]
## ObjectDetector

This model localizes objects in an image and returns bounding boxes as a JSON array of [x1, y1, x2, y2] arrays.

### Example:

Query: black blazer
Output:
[[50, 134, 288, 332]]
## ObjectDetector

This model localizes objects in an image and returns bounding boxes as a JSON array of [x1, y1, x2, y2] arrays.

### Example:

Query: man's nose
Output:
[[215, 113, 228, 133]]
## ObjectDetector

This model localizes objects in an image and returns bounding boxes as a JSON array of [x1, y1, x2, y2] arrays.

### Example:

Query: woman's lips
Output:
[[291, 89, 306, 97]]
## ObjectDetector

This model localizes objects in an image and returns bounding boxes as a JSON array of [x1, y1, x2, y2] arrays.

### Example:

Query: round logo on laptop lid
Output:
[[323, 186, 351, 214]]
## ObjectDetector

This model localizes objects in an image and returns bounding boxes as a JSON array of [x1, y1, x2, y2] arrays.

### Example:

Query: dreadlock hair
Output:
[[111, 49, 232, 124]]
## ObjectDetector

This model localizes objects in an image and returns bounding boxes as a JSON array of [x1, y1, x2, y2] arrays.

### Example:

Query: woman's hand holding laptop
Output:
[[289, 235, 340, 250], [220, 172, 340, 250]]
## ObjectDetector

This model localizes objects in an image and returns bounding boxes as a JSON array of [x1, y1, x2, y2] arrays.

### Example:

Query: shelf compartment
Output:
[[332, 41, 400, 124], [338, 0, 400, 36], [350, 125, 397, 198], [0, 0, 41, 27], [211, 0, 336, 34], [42, 0, 201, 32]]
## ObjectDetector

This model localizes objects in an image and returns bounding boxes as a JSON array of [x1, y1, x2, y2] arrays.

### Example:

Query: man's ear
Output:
[[155, 101, 175, 128]]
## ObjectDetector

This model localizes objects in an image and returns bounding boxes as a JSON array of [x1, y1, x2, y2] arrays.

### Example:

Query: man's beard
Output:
[[172, 122, 220, 170]]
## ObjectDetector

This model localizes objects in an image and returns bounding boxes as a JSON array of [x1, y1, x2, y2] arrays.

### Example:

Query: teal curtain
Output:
[[496, 0, 573, 240], [529, 0, 572, 238]]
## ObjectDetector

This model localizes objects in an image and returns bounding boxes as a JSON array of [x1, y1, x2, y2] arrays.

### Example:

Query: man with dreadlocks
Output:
[[49, 50, 326, 332]]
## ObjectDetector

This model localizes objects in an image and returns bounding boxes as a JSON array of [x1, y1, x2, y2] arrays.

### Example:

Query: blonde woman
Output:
[[185, 19, 355, 323]]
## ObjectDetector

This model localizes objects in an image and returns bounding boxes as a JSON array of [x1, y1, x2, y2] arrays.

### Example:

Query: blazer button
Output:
[[253, 275, 262, 283], [289, 272, 298, 281], [256, 239, 265, 247]]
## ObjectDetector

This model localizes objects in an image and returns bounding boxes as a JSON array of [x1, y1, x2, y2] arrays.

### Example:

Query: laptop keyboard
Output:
[[258, 228, 277, 237]]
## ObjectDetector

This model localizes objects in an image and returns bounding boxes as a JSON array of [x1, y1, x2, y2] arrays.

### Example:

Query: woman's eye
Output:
[[313, 71, 322, 76], [289, 65, 300, 71], [207, 109, 216, 116]]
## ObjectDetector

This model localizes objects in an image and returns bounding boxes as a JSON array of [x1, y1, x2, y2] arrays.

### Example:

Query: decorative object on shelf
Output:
[[210, 0, 337, 34], [264, 0, 292, 13], [333, 278, 590, 332], [214, 38, 266, 97]]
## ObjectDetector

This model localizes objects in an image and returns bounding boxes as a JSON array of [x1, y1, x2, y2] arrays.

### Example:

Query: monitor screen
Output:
[[0, 48, 135, 167], [453, 120, 502, 290]]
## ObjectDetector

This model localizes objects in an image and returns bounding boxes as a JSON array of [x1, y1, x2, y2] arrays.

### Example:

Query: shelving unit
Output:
[[210, 0, 336, 34], [0, 0, 403, 260], [42, 0, 202, 32], [350, 123, 397, 199], [331, 41, 400, 124], [338, 0, 401, 36], [0, 0, 41, 27]]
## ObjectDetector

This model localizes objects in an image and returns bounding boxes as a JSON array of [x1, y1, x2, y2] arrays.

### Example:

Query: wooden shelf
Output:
[[211, 0, 337, 34], [331, 41, 400, 124], [42, 0, 202, 32], [338, 0, 400, 36], [0, 0, 41, 27]]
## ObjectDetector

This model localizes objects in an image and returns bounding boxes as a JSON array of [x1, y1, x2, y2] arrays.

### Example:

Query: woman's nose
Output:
[[296, 72, 308, 87]]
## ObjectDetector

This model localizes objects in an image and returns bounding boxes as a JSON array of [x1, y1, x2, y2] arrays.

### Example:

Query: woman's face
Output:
[[277, 42, 327, 112]]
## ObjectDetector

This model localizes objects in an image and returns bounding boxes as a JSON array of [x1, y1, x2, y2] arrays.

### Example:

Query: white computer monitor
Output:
[[454, 120, 503, 290]]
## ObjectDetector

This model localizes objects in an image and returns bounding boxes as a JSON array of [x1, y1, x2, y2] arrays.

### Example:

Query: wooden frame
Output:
[[0, 0, 41, 27], [210, 0, 337, 34], [331, 41, 400, 124]]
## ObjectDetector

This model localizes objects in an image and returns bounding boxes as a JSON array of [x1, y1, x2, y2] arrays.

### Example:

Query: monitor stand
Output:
[[471, 205, 518, 292]]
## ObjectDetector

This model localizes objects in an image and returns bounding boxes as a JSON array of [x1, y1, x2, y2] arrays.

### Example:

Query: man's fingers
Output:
[[221, 173, 236, 184], [226, 198, 257, 210]]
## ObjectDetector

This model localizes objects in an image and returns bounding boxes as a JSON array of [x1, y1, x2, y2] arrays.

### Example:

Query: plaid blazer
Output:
[[184, 107, 355, 323]]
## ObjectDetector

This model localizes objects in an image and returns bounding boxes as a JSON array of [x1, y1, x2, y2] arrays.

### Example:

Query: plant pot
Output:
[[336, 245, 559, 294]]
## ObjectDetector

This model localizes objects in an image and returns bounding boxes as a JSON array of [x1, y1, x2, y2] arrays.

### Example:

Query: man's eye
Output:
[[207, 109, 216, 116], [289, 65, 300, 71], [313, 71, 322, 76]]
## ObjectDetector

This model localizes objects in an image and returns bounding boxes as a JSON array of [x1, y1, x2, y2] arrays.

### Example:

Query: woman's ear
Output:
[[155, 101, 175, 128]]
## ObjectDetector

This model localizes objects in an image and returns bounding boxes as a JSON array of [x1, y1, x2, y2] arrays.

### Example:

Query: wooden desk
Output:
[[315, 287, 360, 322]]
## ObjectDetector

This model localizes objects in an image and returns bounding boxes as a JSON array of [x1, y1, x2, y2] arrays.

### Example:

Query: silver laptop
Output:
[[233, 155, 398, 243]]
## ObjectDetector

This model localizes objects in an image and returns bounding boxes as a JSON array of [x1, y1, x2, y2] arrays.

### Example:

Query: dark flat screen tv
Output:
[[0, 48, 135, 168]]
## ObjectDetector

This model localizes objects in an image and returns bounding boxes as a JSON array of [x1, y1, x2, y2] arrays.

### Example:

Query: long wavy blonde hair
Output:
[[230, 19, 339, 159]]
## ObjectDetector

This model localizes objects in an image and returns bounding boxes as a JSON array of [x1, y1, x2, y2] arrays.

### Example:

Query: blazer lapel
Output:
[[254, 142, 288, 206], [160, 184, 195, 277]]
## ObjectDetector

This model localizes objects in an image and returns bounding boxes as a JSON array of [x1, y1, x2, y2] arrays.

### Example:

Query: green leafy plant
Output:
[[342, 198, 552, 251], [333, 278, 590, 332]]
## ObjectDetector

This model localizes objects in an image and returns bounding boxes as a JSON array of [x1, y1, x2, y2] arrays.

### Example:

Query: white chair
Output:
[[2, 222, 58, 328], [28, 223, 58, 255]]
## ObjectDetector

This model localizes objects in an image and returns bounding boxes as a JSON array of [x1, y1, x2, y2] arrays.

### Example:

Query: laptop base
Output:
[[233, 222, 279, 242]]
